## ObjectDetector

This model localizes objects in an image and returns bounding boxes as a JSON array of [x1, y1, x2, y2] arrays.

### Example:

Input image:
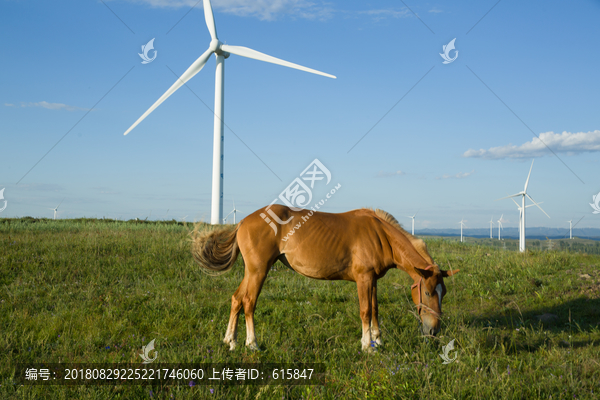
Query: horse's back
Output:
[[238, 206, 393, 281]]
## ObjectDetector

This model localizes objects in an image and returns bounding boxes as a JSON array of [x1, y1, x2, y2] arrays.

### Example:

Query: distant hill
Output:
[[416, 227, 600, 241]]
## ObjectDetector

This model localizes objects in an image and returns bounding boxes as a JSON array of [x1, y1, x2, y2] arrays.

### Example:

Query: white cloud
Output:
[[463, 130, 600, 159], [428, 8, 443, 13], [359, 9, 411, 20], [376, 170, 406, 178], [122, 0, 334, 20], [435, 170, 475, 180], [8, 101, 89, 111]]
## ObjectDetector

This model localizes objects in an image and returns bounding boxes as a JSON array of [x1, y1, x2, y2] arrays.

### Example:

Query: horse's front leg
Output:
[[356, 276, 375, 352], [370, 280, 382, 347]]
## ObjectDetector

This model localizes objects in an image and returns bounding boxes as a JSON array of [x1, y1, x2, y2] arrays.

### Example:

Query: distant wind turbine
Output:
[[122, 0, 336, 225], [223, 199, 240, 224], [49, 198, 64, 220], [497, 214, 504, 240], [567, 219, 573, 240], [459, 218, 466, 243], [563, 216, 584, 239], [497, 160, 550, 252], [489, 216, 494, 239], [407, 212, 418, 235], [511, 197, 542, 237]]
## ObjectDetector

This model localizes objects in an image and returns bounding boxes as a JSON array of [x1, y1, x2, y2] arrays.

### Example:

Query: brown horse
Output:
[[191, 205, 458, 351]]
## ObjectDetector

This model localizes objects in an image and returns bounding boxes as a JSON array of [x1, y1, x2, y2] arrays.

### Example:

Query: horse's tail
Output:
[[191, 224, 240, 275]]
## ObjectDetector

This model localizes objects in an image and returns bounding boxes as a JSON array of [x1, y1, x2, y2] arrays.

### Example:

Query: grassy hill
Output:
[[1, 218, 599, 399]]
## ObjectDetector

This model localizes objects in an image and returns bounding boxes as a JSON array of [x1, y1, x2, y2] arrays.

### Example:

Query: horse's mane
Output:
[[366, 208, 435, 266]]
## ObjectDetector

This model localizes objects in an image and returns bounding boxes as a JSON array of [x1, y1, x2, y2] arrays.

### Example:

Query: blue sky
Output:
[[1, 0, 599, 230]]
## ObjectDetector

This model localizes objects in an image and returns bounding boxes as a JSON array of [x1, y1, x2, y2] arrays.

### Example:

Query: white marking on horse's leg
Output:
[[223, 320, 238, 350], [371, 324, 382, 346], [436, 283, 443, 309], [361, 321, 373, 352]]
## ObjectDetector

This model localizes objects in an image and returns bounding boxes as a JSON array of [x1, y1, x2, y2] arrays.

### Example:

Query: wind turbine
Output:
[[497, 214, 504, 240], [49, 198, 64, 220], [497, 160, 550, 252], [122, 0, 336, 225], [567, 219, 573, 240], [511, 197, 542, 237], [223, 199, 240, 224], [407, 212, 417, 235], [489, 216, 494, 239], [459, 218, 466, 243]]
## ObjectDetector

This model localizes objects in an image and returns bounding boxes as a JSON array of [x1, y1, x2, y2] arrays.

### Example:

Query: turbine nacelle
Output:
[[210, 39, 223, 54]]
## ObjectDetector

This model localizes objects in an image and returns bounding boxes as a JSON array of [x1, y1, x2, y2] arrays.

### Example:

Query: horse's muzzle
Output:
[[422, 324, 440, 336]]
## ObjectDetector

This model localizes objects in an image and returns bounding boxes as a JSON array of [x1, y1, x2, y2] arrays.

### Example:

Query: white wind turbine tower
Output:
[[567, 219, 573, 239], [459, 218, 466, 242], [224, 199, 240, 224], [407, 212, 417, 235], [122, 0, 336, 225], [489, 216, 494, 239], [497, 214, 504, 240], [497, 160, 550, 252], [49, 198, 64, 220]]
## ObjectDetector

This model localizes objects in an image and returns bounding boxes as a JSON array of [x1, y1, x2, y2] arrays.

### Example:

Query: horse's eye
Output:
[[425, 291, 430, 296]]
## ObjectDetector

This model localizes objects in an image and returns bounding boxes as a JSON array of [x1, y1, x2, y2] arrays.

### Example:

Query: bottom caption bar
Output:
[[15, 363, 325, 386]]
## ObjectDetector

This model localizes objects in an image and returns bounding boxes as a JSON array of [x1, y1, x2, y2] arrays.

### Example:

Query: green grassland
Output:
[[1, 218, 599, 399]]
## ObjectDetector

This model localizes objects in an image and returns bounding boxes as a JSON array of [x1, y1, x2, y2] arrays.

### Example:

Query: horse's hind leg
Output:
[[242, 262, 269, 351], [224, 277, 247, 350], [370, 280, 382, 346]]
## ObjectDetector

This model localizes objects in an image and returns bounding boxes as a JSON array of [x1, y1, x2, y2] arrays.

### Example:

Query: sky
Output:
[[1, 0, 599, 230]]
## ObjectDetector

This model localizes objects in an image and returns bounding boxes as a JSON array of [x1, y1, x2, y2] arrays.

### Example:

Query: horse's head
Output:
[[410, 265, 459, 336]]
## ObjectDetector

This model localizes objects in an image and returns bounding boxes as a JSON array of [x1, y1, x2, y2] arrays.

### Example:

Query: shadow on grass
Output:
[[463, 297, 600, 354]]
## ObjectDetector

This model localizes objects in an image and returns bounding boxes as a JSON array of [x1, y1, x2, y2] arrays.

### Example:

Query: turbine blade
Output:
[[524, 159, 534, 192], [124, 48, 213, 136], [526, 193, 550, 218], [496, 192, 523, 201], [221, 44, 336, 79], [510, 197, 520, 208], [203, 0, 218, 40], [56, 197, 65, 209]]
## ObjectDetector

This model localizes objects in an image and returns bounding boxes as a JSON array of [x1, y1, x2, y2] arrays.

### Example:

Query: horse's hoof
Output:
[[228, 341, 237, 351], [248, 343, 261, 352]]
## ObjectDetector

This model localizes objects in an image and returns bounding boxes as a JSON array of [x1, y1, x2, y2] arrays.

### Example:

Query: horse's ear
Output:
[[441, 269, 459, 278]]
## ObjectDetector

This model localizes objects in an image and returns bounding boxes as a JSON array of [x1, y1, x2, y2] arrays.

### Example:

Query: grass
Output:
[[1, 217, 599, 399]]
